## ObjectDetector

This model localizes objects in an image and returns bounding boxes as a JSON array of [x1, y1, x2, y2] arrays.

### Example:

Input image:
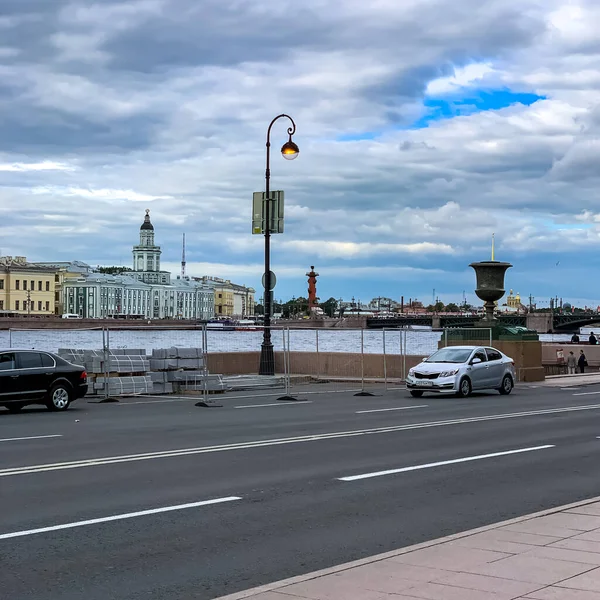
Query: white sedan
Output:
[[406, 345, 516, 398]]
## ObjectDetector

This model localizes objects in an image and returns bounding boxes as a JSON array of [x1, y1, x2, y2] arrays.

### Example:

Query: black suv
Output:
[[0, 350, 88, 413]]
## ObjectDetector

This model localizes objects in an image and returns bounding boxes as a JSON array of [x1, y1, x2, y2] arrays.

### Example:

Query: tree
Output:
[[434, 301, 445, 312], [320, 297, 338, 317], [255, 303, 264, 315], [445, 303, 459, 313]]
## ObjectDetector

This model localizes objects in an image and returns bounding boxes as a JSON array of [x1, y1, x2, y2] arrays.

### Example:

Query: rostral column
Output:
[[306, 266, 319, 311]]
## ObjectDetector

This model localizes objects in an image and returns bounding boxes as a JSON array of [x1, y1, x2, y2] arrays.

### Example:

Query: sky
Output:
[[1, 1, 600, 308]]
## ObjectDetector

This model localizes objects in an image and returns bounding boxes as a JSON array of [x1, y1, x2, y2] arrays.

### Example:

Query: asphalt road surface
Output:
[[3, 383, 600, 599]]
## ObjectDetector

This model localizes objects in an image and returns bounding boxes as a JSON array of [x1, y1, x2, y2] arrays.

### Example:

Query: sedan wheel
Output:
[[47, 384, 71, 411], [457, 378, 472, 398], [410, 390, 424, 398], [6, 404, 23, 414], [499, 375, 513, 395]]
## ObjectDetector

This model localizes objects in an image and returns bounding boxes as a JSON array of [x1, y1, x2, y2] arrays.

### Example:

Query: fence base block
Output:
[[195, 400, 223, 408], [277, 395, 302, 402], [87, 396, 120, 403], [354, 391, 376, 397]]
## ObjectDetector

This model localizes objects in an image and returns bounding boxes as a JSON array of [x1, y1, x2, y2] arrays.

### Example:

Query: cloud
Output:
[[1, 0, 600, 305]]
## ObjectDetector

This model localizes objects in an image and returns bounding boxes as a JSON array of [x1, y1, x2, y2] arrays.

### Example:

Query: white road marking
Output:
[[0, 496, 241, 541], [0, 435, 62, 443], [234, 401, 313, 409], [573, 391, 600, 396], [562, 388, 581, 391], [338, 445, 556, 481], [1, 404, 598, 478], [356, 405, 428, 414]]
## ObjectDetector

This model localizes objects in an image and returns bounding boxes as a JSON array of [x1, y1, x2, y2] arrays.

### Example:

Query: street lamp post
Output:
[[259, 114, 299, 376]]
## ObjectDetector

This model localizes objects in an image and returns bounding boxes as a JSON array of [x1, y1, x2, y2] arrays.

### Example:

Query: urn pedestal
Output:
[[469, 260, 512, 323]]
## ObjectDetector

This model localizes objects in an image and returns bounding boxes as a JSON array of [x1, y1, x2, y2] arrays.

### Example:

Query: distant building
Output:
[[61, 211, 214, 319], [504, 289, 526, 314], [194, 276, 255, 318], [0, 256, 56, 315]]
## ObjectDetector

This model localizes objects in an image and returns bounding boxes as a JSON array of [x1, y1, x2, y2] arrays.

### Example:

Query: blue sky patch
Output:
[[411, 89, 546, 129]]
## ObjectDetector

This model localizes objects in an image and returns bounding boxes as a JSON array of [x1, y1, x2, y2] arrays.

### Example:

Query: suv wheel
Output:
[[47, 383, 72, 411], [457, 377, 472, 398], [499, 375, 513, 395]]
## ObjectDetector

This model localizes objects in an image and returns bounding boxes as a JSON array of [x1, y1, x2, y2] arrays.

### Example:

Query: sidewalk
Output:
[[218, 496, 600, 600], [539, 372, 600, 388]]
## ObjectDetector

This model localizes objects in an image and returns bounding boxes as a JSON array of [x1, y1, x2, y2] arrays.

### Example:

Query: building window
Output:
[[38, 301, 42, 311], [23, 280, 27, 290], [45, 301, 50, 311], [0, 300, 3, 310], [38, 281, 42, 291], [46, 281, 50, 291], [31, 280, 35, 290], [0, 280, 3, 290], [15, 300, 19, 310]]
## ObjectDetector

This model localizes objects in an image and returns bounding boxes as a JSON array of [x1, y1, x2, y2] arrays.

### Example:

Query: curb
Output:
[[214, 494, 600, 600]]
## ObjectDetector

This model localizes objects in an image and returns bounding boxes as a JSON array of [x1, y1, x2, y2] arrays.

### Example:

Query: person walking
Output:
[[579, 349, 588, 374], [567, 351, 577, 375], [589, 332, 597, 345]]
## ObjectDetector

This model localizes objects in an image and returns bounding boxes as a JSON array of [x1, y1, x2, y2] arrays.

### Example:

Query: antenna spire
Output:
[[181, 233, 186, 278], [491, 233, 495, 261]]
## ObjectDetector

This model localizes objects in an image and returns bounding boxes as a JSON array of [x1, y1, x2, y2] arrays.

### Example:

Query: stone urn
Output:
[[469, 261, 512, 323]]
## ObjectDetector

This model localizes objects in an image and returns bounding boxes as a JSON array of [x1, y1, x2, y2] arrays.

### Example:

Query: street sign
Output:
[[252, 191, 284, 234], [262, 271, 277, 291]]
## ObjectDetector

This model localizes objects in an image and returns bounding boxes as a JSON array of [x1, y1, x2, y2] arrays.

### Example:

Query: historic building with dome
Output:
[[60, 211, 215, 320]]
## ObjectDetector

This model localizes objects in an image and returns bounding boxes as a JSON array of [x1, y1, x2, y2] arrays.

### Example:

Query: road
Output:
[[3, 383, 600, 599]]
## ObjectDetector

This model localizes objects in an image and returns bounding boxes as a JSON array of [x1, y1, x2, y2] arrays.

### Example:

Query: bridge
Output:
[[366, 313, 600, 333]]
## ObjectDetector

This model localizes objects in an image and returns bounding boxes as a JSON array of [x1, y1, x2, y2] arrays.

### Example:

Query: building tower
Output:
[[306, 265, 319, 311], [132, 209, 162, 278], [181, 233, 186, 278]]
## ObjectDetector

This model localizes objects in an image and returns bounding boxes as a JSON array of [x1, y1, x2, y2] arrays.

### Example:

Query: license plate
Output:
[[417, 380, 433, 387]]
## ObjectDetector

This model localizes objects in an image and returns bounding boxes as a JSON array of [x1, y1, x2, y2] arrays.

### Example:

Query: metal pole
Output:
[[259, 114, 297, 376], [203, 324, 209, 405], [103, 327, 110, 401], [315, 329, 320, 379], [360, 328, 365, 392], [383, 328, 388, 391], [402, 328, 407, 381], [8, 328, 11, 348], [282, 328, 290, 396]]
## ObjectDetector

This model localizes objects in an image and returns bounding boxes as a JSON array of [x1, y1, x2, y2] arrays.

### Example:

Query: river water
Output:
[[0, 327, 578, 356]]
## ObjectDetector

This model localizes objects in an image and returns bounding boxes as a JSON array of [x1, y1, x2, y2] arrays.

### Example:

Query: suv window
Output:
[[17, 352, 43, 369], [473, 350, 487, 363], [486, 348, 502, 361], [40, 353, 55, 368], [0, 352, 16, 371]]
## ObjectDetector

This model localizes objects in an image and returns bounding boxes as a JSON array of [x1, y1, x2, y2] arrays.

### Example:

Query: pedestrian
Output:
[[589, 332, 597, 345], [567, 351, 577, 375], [579, 349, 588, 374], [571, 332, 580, 343]]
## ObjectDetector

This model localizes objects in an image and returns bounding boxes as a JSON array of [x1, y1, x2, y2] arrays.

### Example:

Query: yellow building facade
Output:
[[214, 283, 235, 317], [0, 257, 57, 315]]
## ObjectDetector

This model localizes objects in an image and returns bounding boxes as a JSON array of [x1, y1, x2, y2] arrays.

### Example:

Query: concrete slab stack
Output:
[[150, 347, 226, 393], [57, 348, 153, 396]]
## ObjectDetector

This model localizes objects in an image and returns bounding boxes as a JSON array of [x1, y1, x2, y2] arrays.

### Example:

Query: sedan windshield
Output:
[[425, 348, 473, 364]]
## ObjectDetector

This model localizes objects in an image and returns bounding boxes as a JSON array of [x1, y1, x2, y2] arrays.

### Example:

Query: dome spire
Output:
[[141, 209, 154, 231]]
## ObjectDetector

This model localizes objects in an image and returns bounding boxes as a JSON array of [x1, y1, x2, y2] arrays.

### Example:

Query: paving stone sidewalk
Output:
[[218, 497, 600, 600]]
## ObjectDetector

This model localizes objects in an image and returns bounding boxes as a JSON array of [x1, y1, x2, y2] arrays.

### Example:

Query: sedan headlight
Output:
[[408, 368, 415, 376], [439, 369, 459, 377]]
